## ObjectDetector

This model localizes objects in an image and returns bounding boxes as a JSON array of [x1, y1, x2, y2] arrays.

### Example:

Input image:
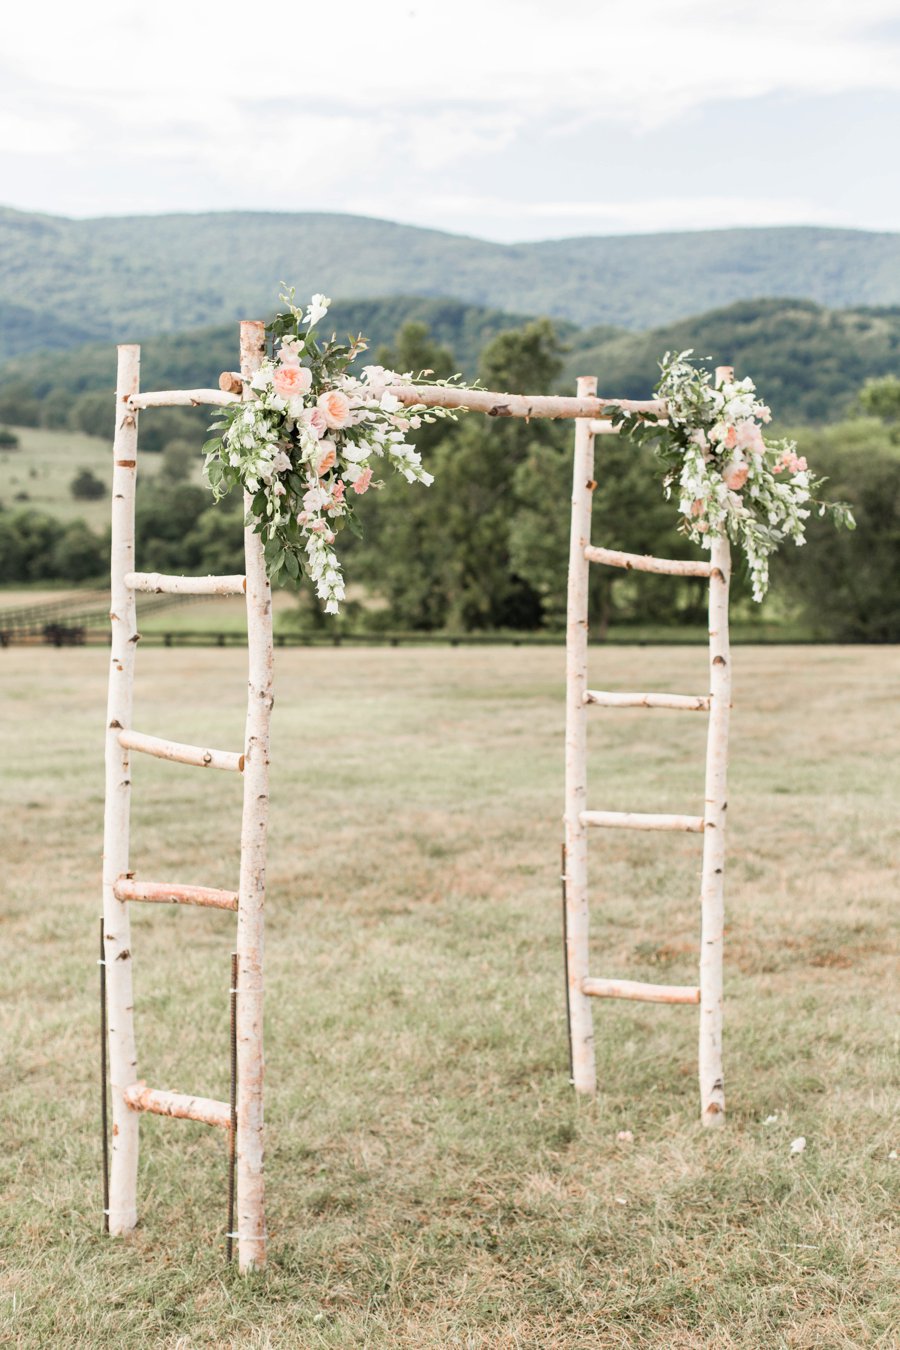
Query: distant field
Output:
[[0, 425, 197, 530], [1, 645, 897, 1347]]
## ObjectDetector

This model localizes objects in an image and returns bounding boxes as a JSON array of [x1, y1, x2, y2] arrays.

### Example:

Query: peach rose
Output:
[[723, 463, 749, 491], [316, 442, 337, 477], [273, 365, 312, 399], [317, 389, 353, 430]]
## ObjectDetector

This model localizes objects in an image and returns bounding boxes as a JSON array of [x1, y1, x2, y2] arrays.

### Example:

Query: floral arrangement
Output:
[[203, 291, 461, 612], [612, 351, 855, 600]]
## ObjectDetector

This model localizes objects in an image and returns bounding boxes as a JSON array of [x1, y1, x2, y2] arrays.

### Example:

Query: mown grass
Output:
[[0, 427, 191, 530], [1, 645, 897, 1348]]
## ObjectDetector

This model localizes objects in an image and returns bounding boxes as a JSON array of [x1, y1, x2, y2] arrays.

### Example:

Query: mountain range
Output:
[[2, 206, 900, 362]]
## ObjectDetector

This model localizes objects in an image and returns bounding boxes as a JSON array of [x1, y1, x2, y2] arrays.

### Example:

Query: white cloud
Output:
[[1, 0, 899, 233]]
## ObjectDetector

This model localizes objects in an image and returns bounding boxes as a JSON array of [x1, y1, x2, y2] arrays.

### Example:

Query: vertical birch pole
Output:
[[698, 365, 733, 1127], [563, 377, 597, 1094], [236, 320, 273, 1271], [102, 345, 141, 1232]]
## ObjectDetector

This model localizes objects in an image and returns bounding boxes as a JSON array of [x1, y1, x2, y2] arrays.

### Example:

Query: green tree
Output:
[[70, 468, 106, 500], [774, 432, 900, 640], [160, 438, 195, 483], [69, 390, 112, 438], [0, 384, 40, 428], [50, 520, 106, 581]]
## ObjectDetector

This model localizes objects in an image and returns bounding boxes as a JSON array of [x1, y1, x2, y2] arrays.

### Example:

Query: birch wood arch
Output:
[[101, 324, 733, 1273]]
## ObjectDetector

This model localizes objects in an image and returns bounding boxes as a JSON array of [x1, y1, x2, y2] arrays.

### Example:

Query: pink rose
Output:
[[316, 443, 337, 477], [277, 338, 301, 367], [332, 479, 345, 504], [273, 365, 312, 399], [352, 466, 373, 495], [298, 406, 326, 440], [735, 420, 765, 456], [723, 463, 749, 491], [723, 425, 737, 451], [317, 389, 353, 430]]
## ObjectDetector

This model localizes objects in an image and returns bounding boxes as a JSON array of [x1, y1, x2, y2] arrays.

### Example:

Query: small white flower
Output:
[[790, 1137, 806, 1155], [304, 293, 330, 326], [764, 1114, 778, 1126]]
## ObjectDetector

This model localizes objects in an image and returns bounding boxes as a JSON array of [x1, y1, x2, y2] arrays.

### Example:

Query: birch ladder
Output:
[[563, 370, 733, 1127], [101, 322, 272, 1271]]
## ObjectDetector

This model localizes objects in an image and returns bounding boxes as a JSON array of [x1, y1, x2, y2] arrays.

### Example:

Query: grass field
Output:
[[0, 426, 195, 531], [1, 645, 897, 1348]]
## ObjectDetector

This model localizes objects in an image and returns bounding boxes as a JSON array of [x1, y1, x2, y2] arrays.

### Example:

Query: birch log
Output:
[[563, 378, 597, 1094], [698, 372, 733, 1126], [102, 345, 141, 1235], [236, 320, 273, 1272], [376, 382, 665, 421]]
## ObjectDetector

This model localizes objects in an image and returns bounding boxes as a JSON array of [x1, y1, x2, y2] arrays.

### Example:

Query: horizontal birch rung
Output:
[[117, 728, 244, 773], [124, 1083, 231, 1129], [584, 545, 713, 577], [128, 389, 241, 410], [125, 571, 246, 596], [580, 810, 705, 833], [114, 879, 239, 910], [582, 977, 700, 1004], [584, 690, 710, 711], [377, 382, 666, 421]]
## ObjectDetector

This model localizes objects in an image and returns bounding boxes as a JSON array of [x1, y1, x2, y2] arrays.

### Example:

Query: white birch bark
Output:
[[125, 1084, 231, 1129], [563, 378, 597, 1094], [584, 545, 713, 577], [114, 879, 239, 910], [130, 389, 240, 409], [698, 493, 732, 1126], [582, 978, 700, 1004], [376, 381, 665, 421], [236, 320, 273, 1272], [102, 345, 141, 1235], [117, 729, 243, 773], [125, 572, 246, 596], [584, 690, 710, 711], [581, 810, 705, 833]]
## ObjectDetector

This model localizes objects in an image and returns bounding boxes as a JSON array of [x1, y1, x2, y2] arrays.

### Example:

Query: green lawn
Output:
[[0, 425, 201, 530], [1, 646, 897, 1347]]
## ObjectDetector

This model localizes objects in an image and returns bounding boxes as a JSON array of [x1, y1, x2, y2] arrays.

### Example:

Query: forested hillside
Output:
[[2, 205, 899, 359], [2, 296, 898, 429]]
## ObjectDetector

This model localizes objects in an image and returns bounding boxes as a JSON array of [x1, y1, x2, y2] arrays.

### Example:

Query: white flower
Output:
[[304, 293, 331, 326], [790, 1137, 806, 1155], [302, 484, 330, 513], [272, 451, 292, 475]]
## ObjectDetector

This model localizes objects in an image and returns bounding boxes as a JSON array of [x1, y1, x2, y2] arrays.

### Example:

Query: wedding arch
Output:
[[100, 309, 847, 1272]]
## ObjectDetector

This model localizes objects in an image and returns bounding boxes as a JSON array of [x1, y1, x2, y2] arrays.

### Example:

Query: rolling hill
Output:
[[2, 295, 897, 427], [2, 206, 900, 361]]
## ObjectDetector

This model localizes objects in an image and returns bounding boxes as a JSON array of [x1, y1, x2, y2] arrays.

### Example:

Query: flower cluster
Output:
[[204, 291, 460, 612], [613, 351, 855, 600]]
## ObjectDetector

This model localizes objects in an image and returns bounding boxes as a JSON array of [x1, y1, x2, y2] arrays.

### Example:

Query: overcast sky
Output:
[[2, 0, 899, 241]]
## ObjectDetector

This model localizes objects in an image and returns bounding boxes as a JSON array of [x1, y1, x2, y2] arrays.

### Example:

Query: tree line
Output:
[[1, 319, 898, 641]]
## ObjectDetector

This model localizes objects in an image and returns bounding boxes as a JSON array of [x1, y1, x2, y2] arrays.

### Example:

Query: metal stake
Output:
[[226, 952, 238, 1262], [561, 843, 573, 1082], [99, 917, 110, 1233]]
